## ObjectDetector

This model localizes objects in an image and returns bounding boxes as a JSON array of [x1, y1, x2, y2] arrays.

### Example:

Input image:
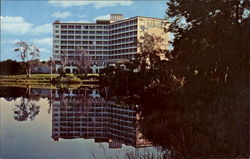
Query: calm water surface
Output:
[[0, 86, 161, 159], [1, 86, 248, 159]]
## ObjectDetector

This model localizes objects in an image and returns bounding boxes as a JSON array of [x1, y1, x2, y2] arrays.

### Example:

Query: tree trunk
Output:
[[28, 67, 31, 78]]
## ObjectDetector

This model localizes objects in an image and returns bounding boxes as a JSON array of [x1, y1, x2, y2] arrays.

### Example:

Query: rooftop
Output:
[[53, 14, 165, 25]]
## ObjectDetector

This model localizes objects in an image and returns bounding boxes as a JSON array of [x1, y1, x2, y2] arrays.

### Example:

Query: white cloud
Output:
[[0, 16, 33, 35], [32, 37, 53, 46], [32, 23, 52, 35], [39, 48, 50, 53], [94, 1, 133, 9], [51, 11, 71, 19], [93, 14, 110, 21], [65, 20, 91, 23], [1, 39, 20, 44], [48, 1, 133, 9], [48, 1, 91, 7], [1, 16, 52, 35]]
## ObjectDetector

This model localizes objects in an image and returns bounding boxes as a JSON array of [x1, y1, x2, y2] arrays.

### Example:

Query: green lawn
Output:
[[0, 73, 100, 86], [0, 73, 99, 79]]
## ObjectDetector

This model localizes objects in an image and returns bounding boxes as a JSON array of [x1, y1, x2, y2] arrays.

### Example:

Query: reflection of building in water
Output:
[[51, 88, 151, 148]]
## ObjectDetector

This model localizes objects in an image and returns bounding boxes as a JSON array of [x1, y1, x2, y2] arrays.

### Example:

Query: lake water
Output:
[[0, 86, 163, 159], [0, 86, 248, 159]]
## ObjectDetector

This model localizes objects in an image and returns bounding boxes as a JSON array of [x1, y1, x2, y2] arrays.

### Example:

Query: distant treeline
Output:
[[0, 60, 26, 75], [0, 59, 49, 75]]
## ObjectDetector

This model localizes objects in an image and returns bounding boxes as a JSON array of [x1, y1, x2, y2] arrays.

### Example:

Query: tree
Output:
[[14, 41, 40, 77], [149, 0, 250, 157], [0, 60, 25, 75], [13, 97, 40, 121], [48, 57, 55, 80], [166, 0, 250, 92], [60, 50, 68, 77], [75, 46, 92, 76], [137, 32, 166, 72]]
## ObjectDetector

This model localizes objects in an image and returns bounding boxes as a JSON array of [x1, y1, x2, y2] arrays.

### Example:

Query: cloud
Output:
[[0, 16, 33, 35], [93, 1, 133, 9], [64, 20, 91, 23], [1, 39, 20, 45], [48, 1, 133, 9], [32, 37, 53, 46], [48, 1, 90, 8], [1, 16, 51, 35], [93, 14, 110, 21], [39, 48, 50, 53], [32, 38, 52, 54], [32, 23, 52, 35], [51, 11, 71, 19]]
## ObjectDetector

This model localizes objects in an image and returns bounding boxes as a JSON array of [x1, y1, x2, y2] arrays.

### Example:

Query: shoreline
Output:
[[0, 74, 99, 89]]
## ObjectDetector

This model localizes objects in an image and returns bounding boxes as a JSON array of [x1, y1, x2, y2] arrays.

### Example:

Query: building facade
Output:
[[51, 88, 152, 148], [53, 14, 169, 73]]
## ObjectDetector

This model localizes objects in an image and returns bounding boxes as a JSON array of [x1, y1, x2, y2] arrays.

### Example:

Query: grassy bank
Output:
[[0, 74, 58, 85], [0, 83, 87, 90], [0, 74, 99, 86]]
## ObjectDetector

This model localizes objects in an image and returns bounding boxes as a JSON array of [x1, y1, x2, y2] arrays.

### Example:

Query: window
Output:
[[61, 25, 67, 29], [83, 26, 88, 29], [75, 25, 81, 29]]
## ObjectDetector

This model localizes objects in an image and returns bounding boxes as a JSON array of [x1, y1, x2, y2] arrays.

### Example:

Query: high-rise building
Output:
[[51, 88, 152, 148], [53, 14, 169, 73]]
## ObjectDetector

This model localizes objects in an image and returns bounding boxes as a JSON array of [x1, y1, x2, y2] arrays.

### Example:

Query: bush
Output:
[[51, 75, 82, 84]]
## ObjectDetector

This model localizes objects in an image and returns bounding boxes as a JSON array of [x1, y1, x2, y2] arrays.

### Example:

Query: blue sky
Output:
[[1, 0, 168, 61]]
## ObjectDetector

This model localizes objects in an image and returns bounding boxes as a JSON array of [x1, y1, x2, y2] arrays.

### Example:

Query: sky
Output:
[[1, 0, 168, 61]]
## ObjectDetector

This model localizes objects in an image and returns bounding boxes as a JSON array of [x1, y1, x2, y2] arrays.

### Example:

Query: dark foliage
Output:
[[99, 0, 250, 158], [138, 0, 250, 158], [0, 60, 25, 75]]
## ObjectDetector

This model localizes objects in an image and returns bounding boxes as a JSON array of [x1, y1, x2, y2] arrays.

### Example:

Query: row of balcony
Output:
[[55, 19, 137, 30]]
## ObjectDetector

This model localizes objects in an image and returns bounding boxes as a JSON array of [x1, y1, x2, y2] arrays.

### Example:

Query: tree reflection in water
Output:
[[138, 88, 249, 158], [13, 97, 40, 121], [1, 85, 248, 158]]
